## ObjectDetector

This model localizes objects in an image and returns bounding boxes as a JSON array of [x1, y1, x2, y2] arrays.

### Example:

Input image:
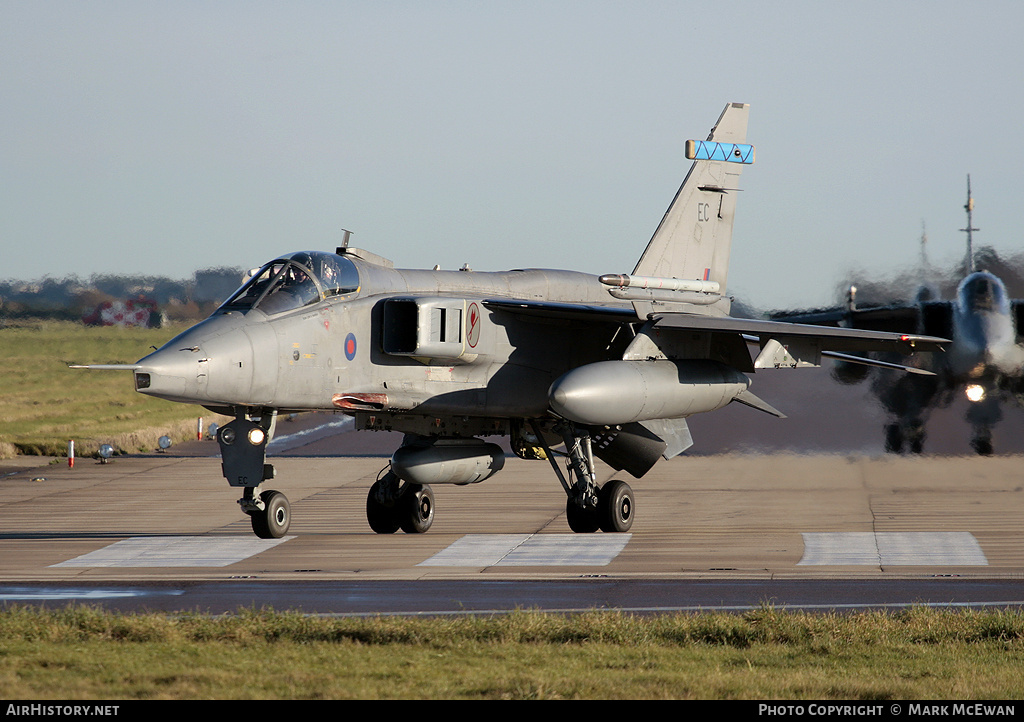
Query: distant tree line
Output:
[[7, 247, 1023, 325], [0, 267, 246, 324]]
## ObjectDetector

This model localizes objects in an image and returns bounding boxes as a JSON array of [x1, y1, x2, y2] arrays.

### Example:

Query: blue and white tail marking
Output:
[[685, 140, 755, 164]]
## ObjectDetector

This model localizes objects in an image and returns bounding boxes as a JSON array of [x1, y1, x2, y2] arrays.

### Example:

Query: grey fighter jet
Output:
[[772, 177, 1024, 455], [75, 103, 946, 538]]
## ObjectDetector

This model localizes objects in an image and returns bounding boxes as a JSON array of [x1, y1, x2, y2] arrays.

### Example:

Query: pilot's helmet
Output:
[[289, 252, 315, 272]]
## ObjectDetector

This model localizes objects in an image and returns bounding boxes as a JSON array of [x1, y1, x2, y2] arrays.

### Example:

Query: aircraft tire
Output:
[[398, 484, 434, 534], [598, 480, 634, 533], [565, 498, 600, 533], [366, 480, 400, 534], [971, 436, 993, 456], [884, 424, 903, 454], [908, 424, 926, 454], [250, 490, 290, 539]]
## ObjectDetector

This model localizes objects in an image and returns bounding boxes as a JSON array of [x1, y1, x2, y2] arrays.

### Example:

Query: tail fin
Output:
[[632, 103, 751, 296], [961, 174, 978, 273]]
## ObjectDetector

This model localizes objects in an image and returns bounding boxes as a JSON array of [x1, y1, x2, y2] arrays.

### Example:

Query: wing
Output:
[[653, 312, 945, 376], [771, 301, 959, 337], [482, 298, 638, 324], [653, 313, 945, 354], [483, 299, 947, 373]]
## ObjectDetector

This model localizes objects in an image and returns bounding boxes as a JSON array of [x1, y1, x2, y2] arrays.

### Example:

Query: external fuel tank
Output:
[[548, 359, 749, 426]]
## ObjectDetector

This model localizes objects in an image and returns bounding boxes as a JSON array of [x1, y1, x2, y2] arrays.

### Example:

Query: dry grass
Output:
[[0, 606, 1022, 699], [0, 321, 222, 457]]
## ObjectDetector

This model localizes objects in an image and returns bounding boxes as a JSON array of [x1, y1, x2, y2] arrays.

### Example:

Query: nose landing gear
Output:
[[247, 489, 291, 539], [218, 410, 291, 539]]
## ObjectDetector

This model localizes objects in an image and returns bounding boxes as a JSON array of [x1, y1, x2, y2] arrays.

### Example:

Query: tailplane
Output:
[[632, 103, 751, 298]]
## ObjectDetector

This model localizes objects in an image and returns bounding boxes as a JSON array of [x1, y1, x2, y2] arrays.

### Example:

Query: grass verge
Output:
[[0, 321, 222, 458], [0, 606, 1023, 699]]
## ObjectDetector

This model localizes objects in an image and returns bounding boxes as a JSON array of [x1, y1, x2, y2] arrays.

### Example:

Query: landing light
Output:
[[966, 384, 986, 402], [98, 444, 113, 463], [248, 428, 266, 446], [158, 436, 172, 451]]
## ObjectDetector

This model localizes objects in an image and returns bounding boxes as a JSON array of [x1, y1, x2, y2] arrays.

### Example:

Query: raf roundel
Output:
[[344, 333, 357, 361]]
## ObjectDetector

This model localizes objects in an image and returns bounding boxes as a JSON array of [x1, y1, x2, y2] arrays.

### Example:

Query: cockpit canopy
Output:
[[958, 270, 1008, 313], [221, 251, 360, 314]]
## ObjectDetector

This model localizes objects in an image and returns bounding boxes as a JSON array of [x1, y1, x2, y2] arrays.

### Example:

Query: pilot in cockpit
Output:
[[258, 263, 320, 314]]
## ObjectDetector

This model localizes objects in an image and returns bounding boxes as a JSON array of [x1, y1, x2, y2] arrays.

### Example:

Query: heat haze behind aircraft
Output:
[[74, 103, 947, 538], [772, 177, 1024, 455]]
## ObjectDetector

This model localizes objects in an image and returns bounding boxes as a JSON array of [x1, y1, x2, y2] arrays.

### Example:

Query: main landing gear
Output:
[[966, 393, 1001, 456], [884, 421, 926, 455], [362, 422, 634, 535], [366, 467, 435, 534], [534, 421, 634, 533]]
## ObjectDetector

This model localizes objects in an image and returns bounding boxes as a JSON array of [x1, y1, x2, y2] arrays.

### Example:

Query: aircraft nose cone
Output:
[[134, 345, 206, 401], [134, 314, 256, 405]]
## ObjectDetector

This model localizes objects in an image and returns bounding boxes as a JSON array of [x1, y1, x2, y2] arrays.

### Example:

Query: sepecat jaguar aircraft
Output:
[[74, 103, 947, 538]]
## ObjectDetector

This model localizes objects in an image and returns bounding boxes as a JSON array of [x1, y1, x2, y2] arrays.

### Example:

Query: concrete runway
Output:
[[2, 420, 1024, 613], [3, 366, 1024, 613]]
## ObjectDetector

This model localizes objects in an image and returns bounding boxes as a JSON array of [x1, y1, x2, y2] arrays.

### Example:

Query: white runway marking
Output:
[[798, 532, 988, 566], [0, 587, 185, 601], [418, 534, 631, 567], [51, 536, 292, 568]]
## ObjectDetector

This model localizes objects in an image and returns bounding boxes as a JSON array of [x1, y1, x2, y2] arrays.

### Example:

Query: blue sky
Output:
[[3, 1, 1023, 309]]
